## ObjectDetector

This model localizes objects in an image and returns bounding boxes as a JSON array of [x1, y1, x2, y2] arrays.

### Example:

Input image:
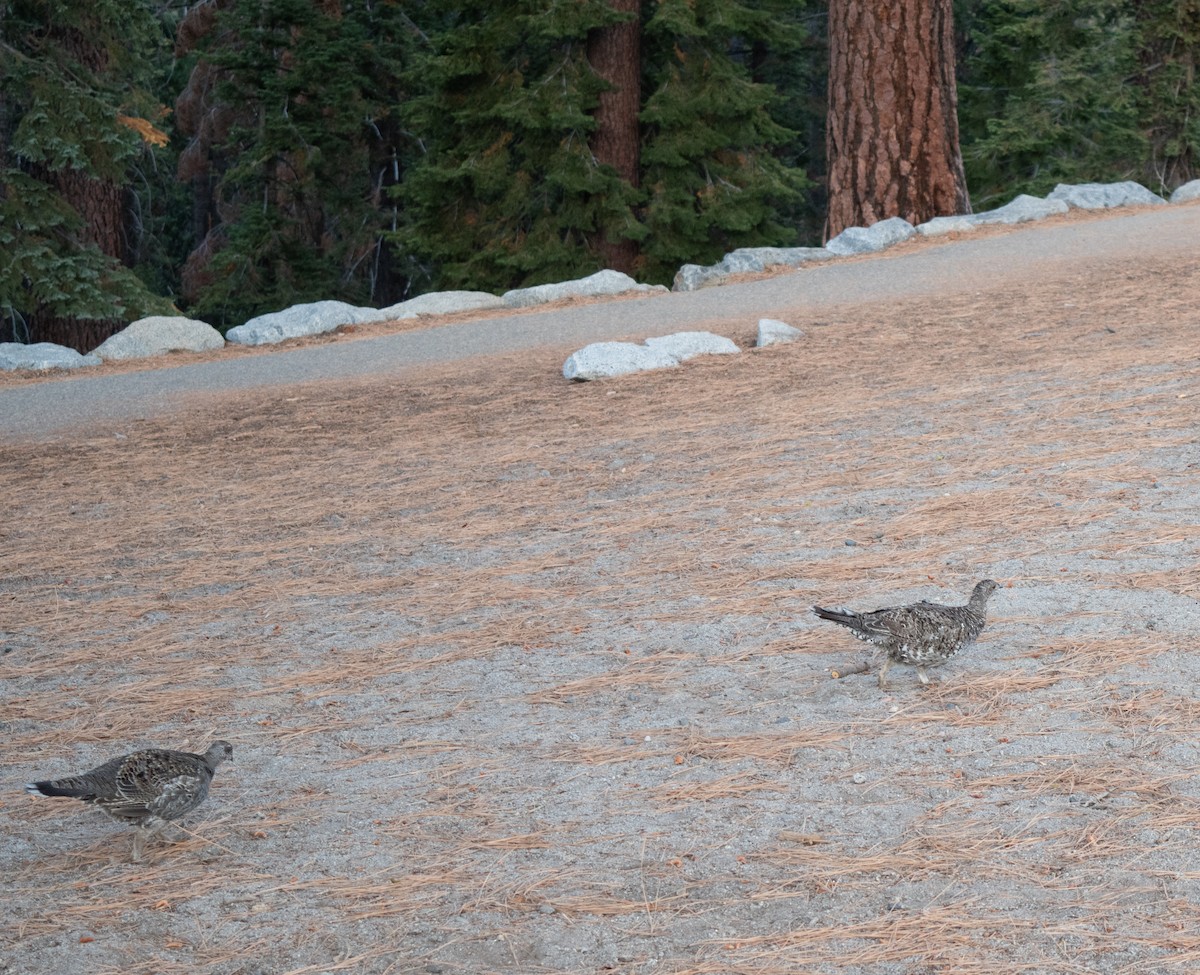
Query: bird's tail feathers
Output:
[[812, 606, 860, 628], [25, 778, 93, 798]]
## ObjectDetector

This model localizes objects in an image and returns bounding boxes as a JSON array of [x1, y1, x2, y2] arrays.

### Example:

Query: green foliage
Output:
[[958, 0, 1148, 206], [0, 0, 172, 343], [16, 0, 1200, 341], [189, 0, 415, 326], [1135, 0, 1200, 190], [0, 170, 169, 339], [401, 0, 812, 292], [639, 0, 811, 280], [399, 0, 642, 293], [745, 1, 828, 244]]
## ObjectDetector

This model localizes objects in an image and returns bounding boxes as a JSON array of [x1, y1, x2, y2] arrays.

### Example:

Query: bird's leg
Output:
[[877, 657, 891, 690], [132, 818, 169, 861], [916, 666, 930, 686]]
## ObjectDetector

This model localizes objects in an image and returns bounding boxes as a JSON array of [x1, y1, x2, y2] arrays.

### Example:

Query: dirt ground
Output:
[[3, 242, 1200, 975]]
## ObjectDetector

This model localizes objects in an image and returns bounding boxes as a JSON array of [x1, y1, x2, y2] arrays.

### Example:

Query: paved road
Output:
[[3, 204, 1196, 442]]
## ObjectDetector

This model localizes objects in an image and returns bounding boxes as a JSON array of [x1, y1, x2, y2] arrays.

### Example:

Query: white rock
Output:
[[917, 194, 1070, 236], [0, 342, 101, 371], [1169, 179, 1200, 203], [1046, 181, 1167, 210], [365, 291, 504, 321], [730, 246, 834, 269], [983, 193, 1071, 223], [225, 300, 375, 346], [757, 318, 804, 347], [716, 251, 770, 276], [916, 214, 978, 236], [672, 247, 831, 292], [563, 331, 739, 380], [503, 270, 665, 309], [673, 263, 717, 292], [643, 331, 739, 361], [91, 315, 224, 361], [562, 341, 679, 381], [825, 216, 916, 256]]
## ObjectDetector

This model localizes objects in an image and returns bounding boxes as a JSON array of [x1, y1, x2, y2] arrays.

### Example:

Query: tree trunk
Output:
[[26, 28, 133, 351], [825, 0, 969, 239], [587, 0, 641, 275]]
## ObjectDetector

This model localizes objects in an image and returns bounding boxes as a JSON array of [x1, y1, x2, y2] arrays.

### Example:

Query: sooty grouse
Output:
[[25, 741, 233, 860], [813, 580, 999, 688]]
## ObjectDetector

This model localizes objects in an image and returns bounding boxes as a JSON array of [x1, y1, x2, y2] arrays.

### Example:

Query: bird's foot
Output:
[[877, 659, 891, 689]]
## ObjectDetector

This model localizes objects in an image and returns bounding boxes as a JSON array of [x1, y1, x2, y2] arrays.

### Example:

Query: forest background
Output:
[[2, 0, 1198, 352]]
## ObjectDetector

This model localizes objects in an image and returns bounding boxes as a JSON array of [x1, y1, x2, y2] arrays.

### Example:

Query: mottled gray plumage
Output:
[[25, 741, 233, 859], [813, 580, 999, 688]]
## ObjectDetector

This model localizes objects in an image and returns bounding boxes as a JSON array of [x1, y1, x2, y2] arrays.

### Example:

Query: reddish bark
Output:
[[825, 0, 969, 239], [26, 27, 133, 350], [587, 0, 641, 274]]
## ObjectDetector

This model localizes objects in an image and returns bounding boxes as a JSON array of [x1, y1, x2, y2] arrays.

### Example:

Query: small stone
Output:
[[825, 216, 916, 256], [756, 318, 804, 348], [852, 772, 867, 785], [91, 316, 224, 361], [643, 331, 739, 361], [537, 903, 556, 914], [562, 341, 678, 381], [1169, 179, 1200, 203], [0, 342, 101, 371], [226, 300, 375, 346], [504, 269, 665, 308], [368, 290, 503, 320], [1047, 180, 1167, 210], [916, 194, 1068, 237]]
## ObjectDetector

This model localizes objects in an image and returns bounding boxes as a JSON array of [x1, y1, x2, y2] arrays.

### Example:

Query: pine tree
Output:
[[0, 0, 174, 350], [745, 0, 828, 245], [1134, 0, 1200, 192], [587, 0, 643, 275], [402, 0, 809, 292], [400, 0, 642, 293], [175, 0, 415, 327], [958, 0, 1146, 207], [638, 0, 809, 279]]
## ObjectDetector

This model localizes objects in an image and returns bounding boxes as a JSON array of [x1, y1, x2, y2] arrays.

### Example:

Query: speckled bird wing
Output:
[[112, 750, 210, 820], [851, 605, 919, 645], [149, 771, 212, 820], [887, 605, 979, 658]]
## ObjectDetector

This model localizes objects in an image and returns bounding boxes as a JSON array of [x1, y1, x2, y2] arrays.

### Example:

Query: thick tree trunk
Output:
[[825, 0, 969, 239], [587, 0, 641, 275], [27, 28, 132, 351], [26, 162, 131, 352]]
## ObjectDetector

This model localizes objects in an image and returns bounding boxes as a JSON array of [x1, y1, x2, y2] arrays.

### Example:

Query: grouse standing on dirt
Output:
[[25, 741, 233, 860], [813, 580, 999, 688]]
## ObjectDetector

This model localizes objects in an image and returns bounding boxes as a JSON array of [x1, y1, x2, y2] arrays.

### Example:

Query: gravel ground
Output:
[[3, 217, 1200, 975]]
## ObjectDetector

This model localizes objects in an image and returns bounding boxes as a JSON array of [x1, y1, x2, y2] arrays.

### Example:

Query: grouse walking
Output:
[[25, 741, 233, 860], [813, 580, 999, 688]]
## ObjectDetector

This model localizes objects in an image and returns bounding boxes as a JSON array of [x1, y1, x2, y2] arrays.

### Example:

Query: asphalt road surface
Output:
[[3, 203, 1196, 442]]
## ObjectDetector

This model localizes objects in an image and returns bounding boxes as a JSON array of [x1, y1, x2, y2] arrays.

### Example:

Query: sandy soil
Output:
[[3, 241, 1200, 975]]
